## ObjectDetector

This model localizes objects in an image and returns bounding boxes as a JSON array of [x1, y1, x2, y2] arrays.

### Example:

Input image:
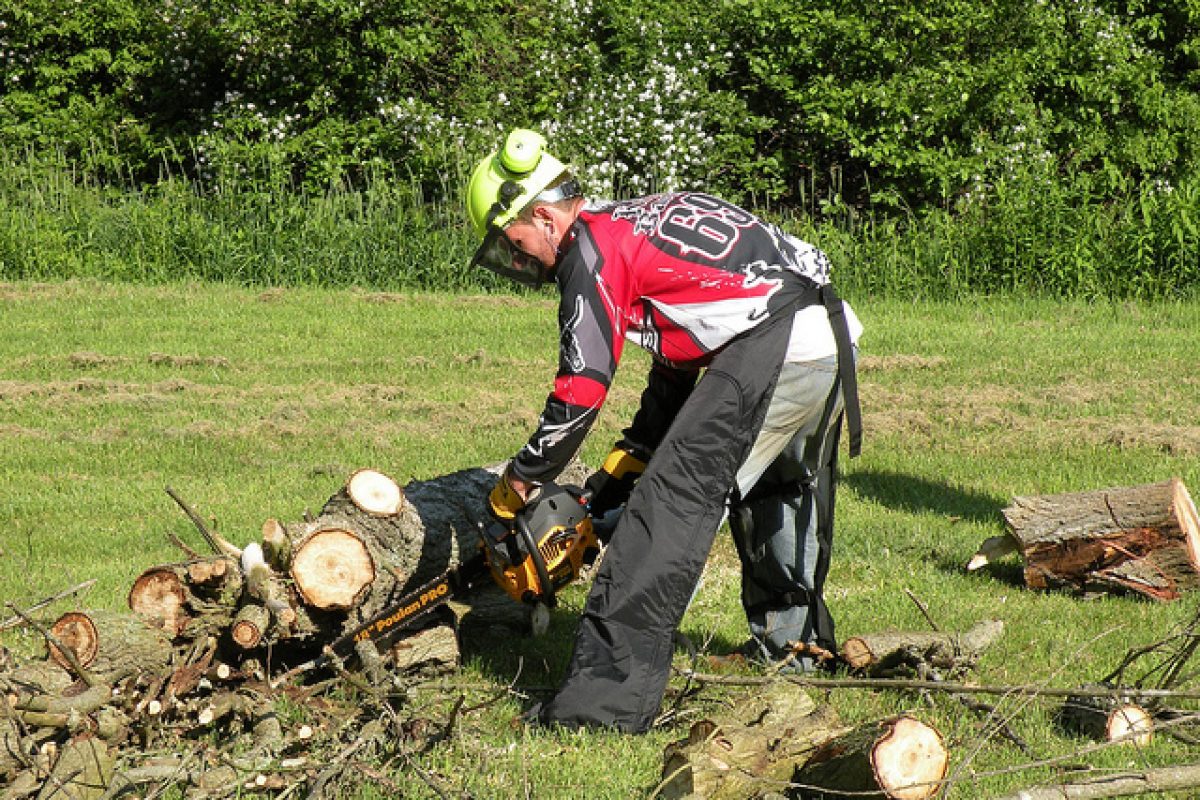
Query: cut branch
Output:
[[164, 484, 242, 559], [993, 763, 1200, 800]]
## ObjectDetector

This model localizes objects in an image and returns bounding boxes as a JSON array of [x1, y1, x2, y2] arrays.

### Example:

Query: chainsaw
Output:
[[287, 482, 600, 676]]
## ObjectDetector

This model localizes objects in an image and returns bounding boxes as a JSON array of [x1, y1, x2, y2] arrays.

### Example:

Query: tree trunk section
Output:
[[346, 468, 405, 516], [297, 460, 590, 645], [48, 610, 171, 684], [290, 528, 376, 610], [658, 682, 846, 800], [840, 619, 1004, 677], [128, 557, 242, 639], [796, 716, 948, 800], [1057, 689, 1153, 746], [1002, 478, 1200, 600]]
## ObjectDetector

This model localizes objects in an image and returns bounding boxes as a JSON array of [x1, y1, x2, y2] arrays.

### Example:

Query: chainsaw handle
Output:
[[515, 510, 557, 608]]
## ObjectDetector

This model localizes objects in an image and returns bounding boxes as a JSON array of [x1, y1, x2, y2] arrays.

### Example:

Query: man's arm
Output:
[[621, 360, 700, 455]]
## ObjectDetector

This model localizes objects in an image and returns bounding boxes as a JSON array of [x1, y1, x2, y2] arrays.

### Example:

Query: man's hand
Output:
[[488, 469, 531, 524], [583, 443, 649, 517]]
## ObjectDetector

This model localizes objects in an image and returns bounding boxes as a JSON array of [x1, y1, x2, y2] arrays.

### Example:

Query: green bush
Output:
[[1, 0, 1198, 295]]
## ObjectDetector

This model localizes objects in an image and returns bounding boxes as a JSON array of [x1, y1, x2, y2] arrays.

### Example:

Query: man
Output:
[[466, 128, 863, 734]]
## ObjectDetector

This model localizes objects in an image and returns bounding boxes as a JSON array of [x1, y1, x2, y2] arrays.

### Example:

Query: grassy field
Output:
[[2, 280, 1199, 798]]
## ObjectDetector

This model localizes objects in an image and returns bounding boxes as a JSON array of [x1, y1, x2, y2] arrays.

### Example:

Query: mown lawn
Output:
[[2, 281, 1199, 798]]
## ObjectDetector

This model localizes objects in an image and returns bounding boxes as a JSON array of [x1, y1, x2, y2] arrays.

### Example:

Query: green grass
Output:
[[2, 281, 1200, 798]]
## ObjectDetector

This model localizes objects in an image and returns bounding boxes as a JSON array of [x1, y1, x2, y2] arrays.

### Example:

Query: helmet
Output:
[[466, 129, 569, 234], [465, 129, 581, 287]]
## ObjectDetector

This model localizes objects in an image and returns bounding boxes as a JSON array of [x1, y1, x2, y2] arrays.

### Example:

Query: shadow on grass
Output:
[[844, 468, 1005, 525], [845, 468, 1031, 587]]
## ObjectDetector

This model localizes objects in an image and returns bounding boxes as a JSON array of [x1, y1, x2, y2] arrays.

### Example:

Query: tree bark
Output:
[[794, 716, 949, 800], [34, 734, 113, 800], [303, 460, 591, 645], [48, 610, 171, 684], [658, 681, 845, 800], [1002, 478, 1200, 600], [993, 763, 1200, 800], [840, 619, 1004, 677]]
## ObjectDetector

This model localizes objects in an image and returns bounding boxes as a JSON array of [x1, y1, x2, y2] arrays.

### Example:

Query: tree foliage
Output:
[[1, 0, 1197, 294]]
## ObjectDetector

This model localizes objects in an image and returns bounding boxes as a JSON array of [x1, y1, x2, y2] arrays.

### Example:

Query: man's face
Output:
[[503, 213, 556, 270]]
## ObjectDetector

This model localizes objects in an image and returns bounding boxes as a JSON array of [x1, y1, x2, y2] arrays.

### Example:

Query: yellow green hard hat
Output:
[[465, 128, 571, 234]]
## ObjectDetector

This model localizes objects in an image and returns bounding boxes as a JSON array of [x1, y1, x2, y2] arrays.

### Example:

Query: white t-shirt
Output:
[[785, 301, 863, 363]]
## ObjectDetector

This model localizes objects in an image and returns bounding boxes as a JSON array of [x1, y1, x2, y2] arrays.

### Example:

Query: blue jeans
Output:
[[731, 354, 846, 670]]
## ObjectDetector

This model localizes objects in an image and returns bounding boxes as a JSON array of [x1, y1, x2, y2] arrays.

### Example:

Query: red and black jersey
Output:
[[510, 192, 833, 484]]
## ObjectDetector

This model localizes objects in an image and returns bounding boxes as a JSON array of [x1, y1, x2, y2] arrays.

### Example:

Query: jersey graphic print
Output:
[[561, 295, 587, 373], [613, 193, 757, 262]]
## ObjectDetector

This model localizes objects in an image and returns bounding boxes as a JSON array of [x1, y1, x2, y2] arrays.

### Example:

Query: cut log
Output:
[[658, 682, 847, 800], [231, 604, 271, 649], [346, 468, 404, 516], [795, 716, 948, 800], [840, 619, 1004, 677], [242, 543, 298, 630], [128, 557, 242, 638], [48, 610, 171, 683], [386, 608, 460, 675], [290, 528, 375, 610], [299, 461, 589, 646], [127, 567, 189, 637], [1001, 478, 1200, 600], [1057, 690, 1153, 746], [993, 763, 1200, 800]]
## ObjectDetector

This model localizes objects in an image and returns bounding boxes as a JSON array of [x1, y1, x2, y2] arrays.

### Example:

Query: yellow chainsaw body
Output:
[[487, 485, 599, 605]]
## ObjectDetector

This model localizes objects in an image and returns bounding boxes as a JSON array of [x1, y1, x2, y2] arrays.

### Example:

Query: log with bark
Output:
[[794, 715, 949, 800], [839, 619, 1004, 678], [1056, 687, 1153, 747], [986, 478, 1200, 600], [658, 681, 848, 800], [993, 763, 1200, 800], [47, 610, 171, 685], [122, 460, 590, 677]]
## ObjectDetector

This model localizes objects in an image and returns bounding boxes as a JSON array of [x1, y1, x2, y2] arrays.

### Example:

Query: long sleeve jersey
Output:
[[509, 192, 835, 484]]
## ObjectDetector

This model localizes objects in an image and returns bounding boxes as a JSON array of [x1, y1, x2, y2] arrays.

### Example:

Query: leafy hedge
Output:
[[1, 0, 1198, 294]]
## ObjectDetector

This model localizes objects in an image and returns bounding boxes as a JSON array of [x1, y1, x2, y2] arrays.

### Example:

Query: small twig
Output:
[[398, 750, 459, 800], [905, 588, 940, 632], [5, 602, 95, 687], [956, 694, 1035, 756], [164, 485, 241, 558], [165, 531, 201, 559], [463, 657, 525, 715], [0, 579, 96, 632]]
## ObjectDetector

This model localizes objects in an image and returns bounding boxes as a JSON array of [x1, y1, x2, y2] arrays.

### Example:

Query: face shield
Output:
[[469, 224, 549, 288]]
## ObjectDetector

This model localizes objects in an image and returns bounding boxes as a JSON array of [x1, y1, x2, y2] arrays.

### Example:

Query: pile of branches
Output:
[[0, 464, 545, 799]]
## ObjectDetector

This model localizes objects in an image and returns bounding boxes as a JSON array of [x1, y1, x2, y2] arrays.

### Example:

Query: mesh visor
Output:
[[470, 225, 547, 287]]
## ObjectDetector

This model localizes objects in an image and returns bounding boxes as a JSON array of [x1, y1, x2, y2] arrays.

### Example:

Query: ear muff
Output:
[[500, 129, 545, 175]]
